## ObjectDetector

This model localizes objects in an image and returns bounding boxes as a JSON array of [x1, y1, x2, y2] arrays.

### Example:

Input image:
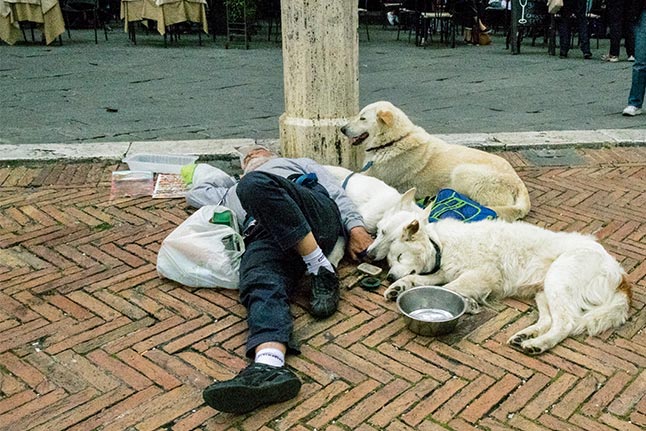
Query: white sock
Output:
[[302, 246, 334, 275], [254, 348, 285, 367]]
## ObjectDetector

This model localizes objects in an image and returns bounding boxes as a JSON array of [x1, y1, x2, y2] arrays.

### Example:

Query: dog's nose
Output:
[[387, 273, 397, 282], [340, 125, 347, 134]]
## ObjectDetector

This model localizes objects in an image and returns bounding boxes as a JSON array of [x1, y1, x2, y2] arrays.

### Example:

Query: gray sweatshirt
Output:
[[186, 157, 365, 235]]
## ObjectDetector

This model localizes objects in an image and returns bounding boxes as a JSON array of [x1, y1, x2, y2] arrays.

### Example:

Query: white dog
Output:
[[341, 101, 531, 221], [323, 166, 422, 265], [379, 210, 632, 355], [366, 187, 421, 261], [324, 165, 421, 234]]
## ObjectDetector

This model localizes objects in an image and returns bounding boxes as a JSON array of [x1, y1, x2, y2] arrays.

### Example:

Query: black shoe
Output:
[[202, 363, 301, 414], [310, 267, 340, 318], [583, 52, 592, 59]]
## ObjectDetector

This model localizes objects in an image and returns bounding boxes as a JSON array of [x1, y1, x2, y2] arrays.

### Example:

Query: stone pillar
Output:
[[279, 0, 361, 170]]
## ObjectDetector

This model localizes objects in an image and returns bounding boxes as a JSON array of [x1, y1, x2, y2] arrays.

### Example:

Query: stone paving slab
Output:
[[0, 146, 644, 430], [1, 27, 645, 147]]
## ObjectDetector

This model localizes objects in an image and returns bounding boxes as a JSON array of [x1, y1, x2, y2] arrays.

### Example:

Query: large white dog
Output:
[[324, 165, 421, 234], [341, 101, 531, 221], [378, 208, 632, 355], [323, 166, 422, 265]]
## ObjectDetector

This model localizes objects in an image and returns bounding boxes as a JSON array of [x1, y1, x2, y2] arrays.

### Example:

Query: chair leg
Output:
[[93, 10, 98, 44]]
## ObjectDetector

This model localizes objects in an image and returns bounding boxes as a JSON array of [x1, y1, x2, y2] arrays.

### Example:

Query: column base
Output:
[[279, 114, 361, 170]]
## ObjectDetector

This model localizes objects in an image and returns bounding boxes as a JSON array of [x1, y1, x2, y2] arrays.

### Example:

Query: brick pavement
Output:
[[0, 146, 645, 430]]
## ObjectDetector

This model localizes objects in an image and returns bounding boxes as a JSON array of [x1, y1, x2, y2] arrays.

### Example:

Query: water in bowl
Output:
[[409, 308, 454, 322]]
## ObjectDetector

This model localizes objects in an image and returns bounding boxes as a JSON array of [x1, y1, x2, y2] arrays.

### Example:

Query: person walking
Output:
[[623, 0, 646, 115], [603, 0, 636, 62], [558, 0, 593, 59], [187, 145, 373, 413]]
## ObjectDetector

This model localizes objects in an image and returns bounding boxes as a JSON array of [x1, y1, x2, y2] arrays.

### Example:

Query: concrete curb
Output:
[[0, 129, 644, 162]]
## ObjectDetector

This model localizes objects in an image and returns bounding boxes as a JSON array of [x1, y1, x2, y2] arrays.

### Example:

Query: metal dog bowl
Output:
[[396, 286, 466, 336]]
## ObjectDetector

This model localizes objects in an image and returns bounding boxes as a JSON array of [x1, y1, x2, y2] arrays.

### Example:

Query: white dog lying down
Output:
[[324, 165, 422, 234], [323, 166, 422, 265], [378, 208, 632, 355]]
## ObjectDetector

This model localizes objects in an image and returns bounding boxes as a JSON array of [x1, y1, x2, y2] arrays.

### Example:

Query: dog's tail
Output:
[[580, 274, 632, 336], [488, 183, 532, 222]]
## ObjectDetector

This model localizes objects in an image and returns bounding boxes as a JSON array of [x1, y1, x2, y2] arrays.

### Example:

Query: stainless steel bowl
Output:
[[396, 286, 466, 336]]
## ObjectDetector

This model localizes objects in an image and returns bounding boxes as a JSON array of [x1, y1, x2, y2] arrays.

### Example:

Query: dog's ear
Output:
[[398, 188, 417, 210], [403, 219, 419, 241], [421, 204, 432, 224], [377, 109, 394, 127]]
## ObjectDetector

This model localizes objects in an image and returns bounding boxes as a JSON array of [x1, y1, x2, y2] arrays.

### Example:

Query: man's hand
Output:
[[348, 226, 374, 261]]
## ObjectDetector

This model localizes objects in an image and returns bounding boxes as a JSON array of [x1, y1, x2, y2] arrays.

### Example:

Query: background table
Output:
[[0, 0, 65, 44], [120, 0, 208, 36]]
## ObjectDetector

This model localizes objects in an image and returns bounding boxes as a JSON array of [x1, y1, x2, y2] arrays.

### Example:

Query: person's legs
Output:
[[239, 237, 302, 356], [202, 236, 302, 414], [627, 11, 646, 110], [236, 171, 344, 319], [624, 14, 635, 58], [607, 0, 622, 57], [236, 171, 342, 256], [558, 2, 572, 56], [575, 0, 591, 56]]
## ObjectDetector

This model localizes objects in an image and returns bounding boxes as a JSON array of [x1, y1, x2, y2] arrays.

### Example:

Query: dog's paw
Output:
[[383, 279, 412, 301], [463, 297, 481, 314], [507, 333, 531, 348], [507, 336, 547, 356]]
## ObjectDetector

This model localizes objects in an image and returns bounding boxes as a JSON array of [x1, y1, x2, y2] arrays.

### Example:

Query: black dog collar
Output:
[[365, 133, 411, 153], [419, 237, 441, 275]]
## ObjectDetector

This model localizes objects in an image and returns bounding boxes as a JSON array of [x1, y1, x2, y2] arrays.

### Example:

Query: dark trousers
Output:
[[608, 0, 635, 57], [235, 171, 343, 358], [558, 0, 591, 55]]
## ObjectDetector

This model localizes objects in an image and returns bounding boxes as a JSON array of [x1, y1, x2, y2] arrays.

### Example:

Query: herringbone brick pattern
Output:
[[0, 147, 645, 431]]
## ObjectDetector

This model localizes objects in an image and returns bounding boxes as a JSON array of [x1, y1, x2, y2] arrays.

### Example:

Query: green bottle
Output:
[[211, 209, 240, 251]]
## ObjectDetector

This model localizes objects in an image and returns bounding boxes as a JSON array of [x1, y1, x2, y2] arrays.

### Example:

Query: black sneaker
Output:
[[310, 267, 340, 318], [202, 363, 301, 414]]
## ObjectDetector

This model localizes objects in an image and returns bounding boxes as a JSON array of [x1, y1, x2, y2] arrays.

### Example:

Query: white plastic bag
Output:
[[157, 205, 245, 289]]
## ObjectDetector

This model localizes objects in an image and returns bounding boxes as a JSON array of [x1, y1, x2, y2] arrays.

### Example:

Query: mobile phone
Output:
[[357, 262, 382, 276]]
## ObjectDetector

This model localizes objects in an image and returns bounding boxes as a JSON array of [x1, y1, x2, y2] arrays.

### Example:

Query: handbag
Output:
[[156, 205, 245, 289], [547, 0, 563, 14], [471, 29, 492, 46]]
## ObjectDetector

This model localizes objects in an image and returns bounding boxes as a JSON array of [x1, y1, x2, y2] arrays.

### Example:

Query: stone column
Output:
[[279, 0, 361, 170]]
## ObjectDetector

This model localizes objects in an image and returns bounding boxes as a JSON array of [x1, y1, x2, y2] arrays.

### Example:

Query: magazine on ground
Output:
[[152, 173, 189, 199]]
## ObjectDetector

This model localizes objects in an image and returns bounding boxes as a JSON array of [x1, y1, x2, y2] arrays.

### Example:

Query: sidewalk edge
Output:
[[0, 130, 644, 162]]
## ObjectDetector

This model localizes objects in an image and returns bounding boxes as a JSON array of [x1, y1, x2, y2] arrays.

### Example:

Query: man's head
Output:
[[236, 144, 276, 174]]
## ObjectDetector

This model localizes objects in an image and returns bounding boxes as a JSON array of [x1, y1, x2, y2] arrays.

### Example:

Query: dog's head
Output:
[[386, 212, 440, 281], [340, 101, 414, 150], [367, 188, 422, 261]]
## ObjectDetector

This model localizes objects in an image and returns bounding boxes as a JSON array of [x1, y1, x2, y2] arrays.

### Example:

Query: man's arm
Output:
[[302, 160, 373, 261], [302, 160, 365, 232]]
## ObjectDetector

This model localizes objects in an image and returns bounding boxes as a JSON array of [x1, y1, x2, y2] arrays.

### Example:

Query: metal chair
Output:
[[431, 0, 456, 47], [61, 0, 108, 44], [225, 1, 250, 49], [359, 0, 371, 41]]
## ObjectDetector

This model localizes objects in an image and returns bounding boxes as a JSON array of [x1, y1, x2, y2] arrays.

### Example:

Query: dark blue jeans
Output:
[[558, 0, 591, 55], [628, 10, 646, 108], [235, 171, 343, 358], [607, 0, 635, 57]]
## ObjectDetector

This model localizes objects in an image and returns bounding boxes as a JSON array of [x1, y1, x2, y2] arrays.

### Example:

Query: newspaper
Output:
[[152, 173, 189, 199]]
